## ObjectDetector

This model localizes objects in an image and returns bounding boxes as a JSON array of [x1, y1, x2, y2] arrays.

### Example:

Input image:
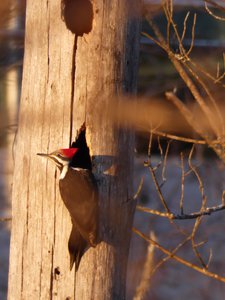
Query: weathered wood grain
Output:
[[8, 1, 141, 299]]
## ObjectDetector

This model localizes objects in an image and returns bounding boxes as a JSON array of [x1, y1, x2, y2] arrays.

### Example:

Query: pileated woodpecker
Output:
[[37, 127, 98, 271]]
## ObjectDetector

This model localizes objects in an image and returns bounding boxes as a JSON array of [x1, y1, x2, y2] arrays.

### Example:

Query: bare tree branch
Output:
[[180, 152, 185, 215], [133, 227, 225, 284], [151, 129, 207, 144], [205, 0, 225, 21], [148, 162, 171, 213], [137, 203, 225, 220], [133, 177, 145, 201], [145, 235, 191, 280], [134, 0, 225, 292]]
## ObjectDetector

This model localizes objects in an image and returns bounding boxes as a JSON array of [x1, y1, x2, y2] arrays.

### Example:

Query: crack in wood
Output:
[[69, 35, 78, 146]]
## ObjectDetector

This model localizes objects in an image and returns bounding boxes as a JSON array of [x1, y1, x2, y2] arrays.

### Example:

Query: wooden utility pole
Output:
[[8, 1, 141, 299]]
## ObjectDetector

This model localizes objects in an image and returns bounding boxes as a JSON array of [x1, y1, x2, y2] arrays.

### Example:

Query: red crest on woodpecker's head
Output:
[[60, 148, 78, 159]]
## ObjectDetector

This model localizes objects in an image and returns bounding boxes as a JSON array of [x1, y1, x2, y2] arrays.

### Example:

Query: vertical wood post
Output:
[[8, 1, 141, 299]]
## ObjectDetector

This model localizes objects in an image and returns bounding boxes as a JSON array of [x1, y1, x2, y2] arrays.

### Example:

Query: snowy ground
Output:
[[1, 149, 225, 299]]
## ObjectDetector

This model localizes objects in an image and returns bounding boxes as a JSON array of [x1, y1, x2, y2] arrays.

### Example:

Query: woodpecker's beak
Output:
[[37, 152, 53, 162], [37, 152, 63, 169], [37, 153, 50, 158]]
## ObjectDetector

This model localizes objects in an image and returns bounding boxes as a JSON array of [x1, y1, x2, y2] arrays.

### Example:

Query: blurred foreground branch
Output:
[[134, 232, 156, 300], [0, 217, 12, 222]]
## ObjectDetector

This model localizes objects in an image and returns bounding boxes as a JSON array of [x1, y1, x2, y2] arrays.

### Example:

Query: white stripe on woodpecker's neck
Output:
[[60, 164, 69, 180]]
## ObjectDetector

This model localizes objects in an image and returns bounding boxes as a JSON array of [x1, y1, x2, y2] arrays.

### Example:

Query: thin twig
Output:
[[188, 145, 207, 211], [188, 146, 209, 267], [152, 136, 164, 171], [191, 216, 207, 268], [163, 1, 186, 58], [207, 248, 213, 269], [136, 205, 173, 218], [205, 0, 225, 21], [136, 203, 225, 220], [133, 177, 145, 200], [147, 235, 191, 280], [189, 58, 225, 87], [186, 13, 196, 57], [180, 152, 185, 215], [164, 0, 172, 51], [181, 12, 190, 42], [205, 0, 225, 12], [147, 131, 153, 159], [133, 227, 225, 284], [174, 204, 225, 219], [141, 32, 167, 52], [146, 6, 225, 88], [162, 140, 171, 182], [148, 163, 171, 213], [151, 129, 207, 145], [183, 61, 224, 135], [146, 15, 220, 137]]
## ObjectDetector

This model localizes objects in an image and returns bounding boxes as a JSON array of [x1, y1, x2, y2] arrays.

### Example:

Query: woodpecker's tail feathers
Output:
[[68, 225, 87, 272]]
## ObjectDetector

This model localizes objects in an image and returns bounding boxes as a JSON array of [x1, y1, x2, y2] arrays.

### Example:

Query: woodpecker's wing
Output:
[[68, 223, 87, 271], [59, 168, 98, 246]]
